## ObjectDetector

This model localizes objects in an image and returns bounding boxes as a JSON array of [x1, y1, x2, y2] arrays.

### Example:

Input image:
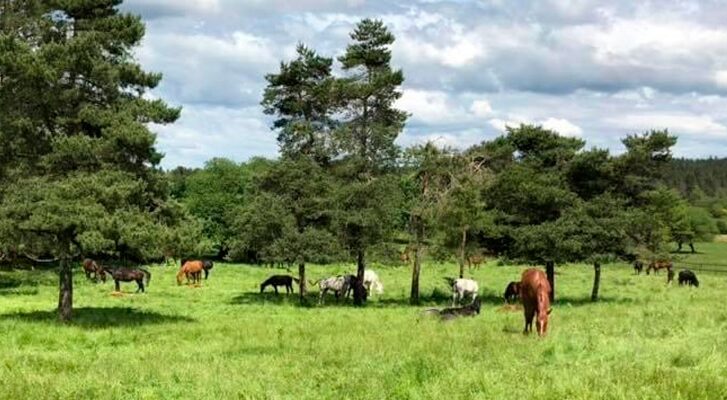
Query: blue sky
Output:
[[121, 0, 727, 168]]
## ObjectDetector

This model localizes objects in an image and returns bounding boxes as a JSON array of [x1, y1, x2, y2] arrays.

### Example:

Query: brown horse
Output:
[[82, 259, 106, 282], [520, 268, 552, 337], [467, 254, 486, 270], [103, 267, 150, 293], [181, 259, 214, 280], [646, 260, 672, 275], [177, 260, 204, 285]]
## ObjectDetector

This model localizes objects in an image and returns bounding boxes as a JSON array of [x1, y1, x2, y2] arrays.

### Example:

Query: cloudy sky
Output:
[[120, 0, 727, 169]]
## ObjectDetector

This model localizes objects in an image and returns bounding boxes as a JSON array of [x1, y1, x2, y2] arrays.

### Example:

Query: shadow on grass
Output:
[[0, 307, 195, 328], [554, 296, 638, 307], [0, 274, 40, 296]]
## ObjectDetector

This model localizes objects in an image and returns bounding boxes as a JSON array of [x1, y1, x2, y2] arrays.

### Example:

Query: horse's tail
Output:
[[140, 268, 151, 286], [308, 279, 320, 287], [291, 277, 300, 284]]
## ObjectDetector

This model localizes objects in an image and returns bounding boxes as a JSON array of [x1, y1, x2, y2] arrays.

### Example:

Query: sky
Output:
[[120, 0, 727, 169]]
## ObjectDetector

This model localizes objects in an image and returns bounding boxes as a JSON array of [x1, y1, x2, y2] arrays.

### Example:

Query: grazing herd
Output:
[[82, 253, 703, 338]]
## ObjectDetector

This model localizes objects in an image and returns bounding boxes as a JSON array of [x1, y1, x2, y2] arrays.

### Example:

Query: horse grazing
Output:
[[447, 277, 479, 306], [424, 298, 481, 321], [82, 258, 106, 282], [260, 275, 299, 294], [633, 260, 644, 275], [363, 269, 384, 295], [103, 267, 151, 293], [678, 269, 699, 287], [646, 260, 672, 275], [503, 281, 520, 303], [311, 275, 364, 304], [467, 254, 485, 270], [520, 268, 552, 337], [181, 259, 214, 280], [177, 260, 204, 285]]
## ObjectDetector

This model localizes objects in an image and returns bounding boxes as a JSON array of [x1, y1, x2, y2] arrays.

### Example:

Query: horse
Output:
[[633, 260, 644, 275], [520, 268, 552, 337], [646, 260, 672, 275], [181, 259, 214, 280], [177, 260, 204, 285], [503, 281, 520, 303], [260, 275, 299, 294], [363, 269, 384, 295], [678, 270, 699, 287], [103, 267, 151, 293], [311, 275, 363, 304], [82, 258, 106, 282], [467, 254, 485, 270], [423, 298, 481, 321], [447, 277, 479, 306]]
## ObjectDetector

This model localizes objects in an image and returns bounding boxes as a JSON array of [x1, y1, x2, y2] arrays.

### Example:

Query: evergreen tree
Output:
[[0, 0, 181, 321], [334, 19, 407, 305]]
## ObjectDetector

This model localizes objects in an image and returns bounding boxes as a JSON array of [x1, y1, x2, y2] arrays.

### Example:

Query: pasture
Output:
[[1, 255, 727, 399]]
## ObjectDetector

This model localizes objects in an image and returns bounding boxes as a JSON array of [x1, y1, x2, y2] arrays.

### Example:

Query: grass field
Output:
[[1, 250, 727, 399]]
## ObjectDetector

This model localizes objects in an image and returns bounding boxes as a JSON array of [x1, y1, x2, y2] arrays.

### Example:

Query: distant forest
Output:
[[665, 158, 727, 199]]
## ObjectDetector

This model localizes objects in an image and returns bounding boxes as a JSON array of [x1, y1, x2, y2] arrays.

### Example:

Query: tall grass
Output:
[[1, 255, 726, 399]]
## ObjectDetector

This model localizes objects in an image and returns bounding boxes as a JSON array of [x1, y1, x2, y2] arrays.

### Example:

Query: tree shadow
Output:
[[0, 307, 195, 328], [0, 274, 39, 296], [554, 296, 639, 307]]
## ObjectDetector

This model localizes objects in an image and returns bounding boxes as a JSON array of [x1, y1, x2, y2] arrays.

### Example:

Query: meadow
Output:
[[1, 250, 727, 399]]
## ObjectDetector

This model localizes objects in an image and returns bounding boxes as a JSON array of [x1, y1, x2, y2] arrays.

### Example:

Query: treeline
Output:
[[0, 1, 719, 319]]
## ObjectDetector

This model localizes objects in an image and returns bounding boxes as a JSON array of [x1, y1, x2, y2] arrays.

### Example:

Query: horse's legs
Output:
[[274, 285, 279, 295], [524, 308, 535, 334], [452, 291, 458, 306], [115, 280, 120, 292], [136, 279, 143, 293]]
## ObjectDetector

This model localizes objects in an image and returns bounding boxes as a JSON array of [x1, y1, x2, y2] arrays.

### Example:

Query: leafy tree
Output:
[[334, 19, 407, 305], [0, 0, 180, 321]]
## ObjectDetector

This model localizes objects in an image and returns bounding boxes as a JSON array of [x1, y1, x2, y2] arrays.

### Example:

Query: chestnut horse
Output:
[[82, 258, 106, 282], [181, 259, 214, 280], [646, 260, 672, 275], [177, 260, 204, 285], [520, 268, 552, 337]]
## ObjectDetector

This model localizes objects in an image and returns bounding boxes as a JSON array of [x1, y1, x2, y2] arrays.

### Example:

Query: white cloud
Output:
[[541, 118, 583, 137], [469, 100, 493, 118], [396, 89, 461, 124], [608, 114, 727, 137]]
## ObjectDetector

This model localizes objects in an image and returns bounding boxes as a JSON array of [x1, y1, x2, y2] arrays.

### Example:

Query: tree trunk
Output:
[[353, 249, 366, 306], [298, 262, 306, 304], [545, 260, 555, 302], [591, 262, 601, 302], [458, 227, 467, 278], [410, 218, 424, 305], [58, 258, 73, 322]]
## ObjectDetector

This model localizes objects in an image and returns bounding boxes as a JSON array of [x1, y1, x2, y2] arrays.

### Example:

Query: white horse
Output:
[[452, 278, 478, 306], [314, 275, 355, 304], [363, 270, 384, 295]]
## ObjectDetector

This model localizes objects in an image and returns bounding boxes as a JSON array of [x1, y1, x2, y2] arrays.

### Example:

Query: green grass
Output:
[[1, 254, 727, 399]]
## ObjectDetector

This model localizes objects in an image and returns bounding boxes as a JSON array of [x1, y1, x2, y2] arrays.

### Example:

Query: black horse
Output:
[[678, 270, 699, 287], [103, 267, 151, 293], [503, 281, 520, 303], [260, 275, 299, 294], [633, 260, 644, 275]]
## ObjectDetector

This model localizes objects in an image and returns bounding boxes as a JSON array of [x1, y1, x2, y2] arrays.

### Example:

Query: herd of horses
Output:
[[82, 254, 702, 338], [633, 259, 700, 287]]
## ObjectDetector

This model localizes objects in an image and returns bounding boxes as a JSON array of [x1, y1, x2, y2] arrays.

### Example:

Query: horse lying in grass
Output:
[[177, 260, 205, 286], [520, 268, 551, 337], [423, 298, 481, 321], [103, 267, 151, 293], [260, 275, 299, 294], [82, 258, 106, 283]]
